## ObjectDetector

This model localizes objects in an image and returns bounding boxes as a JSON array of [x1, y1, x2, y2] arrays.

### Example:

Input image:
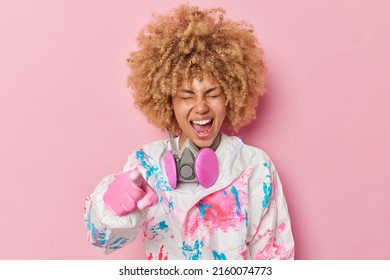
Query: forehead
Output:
[[178, 74, 220, 90]]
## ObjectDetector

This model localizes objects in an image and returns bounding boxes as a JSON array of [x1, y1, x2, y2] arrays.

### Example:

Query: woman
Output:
[[84, 5, 294, 260]]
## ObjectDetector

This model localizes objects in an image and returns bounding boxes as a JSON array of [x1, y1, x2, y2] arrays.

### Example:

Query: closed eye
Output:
[[179, 94, 194, 99], [206, 91, 222, 99], [178, 89, 194, 99]]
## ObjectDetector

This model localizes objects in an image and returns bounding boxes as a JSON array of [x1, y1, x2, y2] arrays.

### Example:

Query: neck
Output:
[[177, 132, 222, 152], [208, 132, 222, 151]]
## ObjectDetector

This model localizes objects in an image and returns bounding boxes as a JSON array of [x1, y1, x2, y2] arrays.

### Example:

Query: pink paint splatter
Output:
[[158, 244, 168, 260], [144, 216, 155, 239], [255, 230, 287, 260], [146, 245, 168, 260], [278, 223, 286, 232], [183, 169, 252, 238], [84, 196, 91, 215], [238, 246, 248, 260]]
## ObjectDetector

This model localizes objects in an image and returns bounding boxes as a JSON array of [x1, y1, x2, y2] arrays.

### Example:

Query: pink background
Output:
[[0, 0, 389, 260]]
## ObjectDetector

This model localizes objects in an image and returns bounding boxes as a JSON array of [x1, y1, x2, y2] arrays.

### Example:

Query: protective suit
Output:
[[84, 134, 294, 259]]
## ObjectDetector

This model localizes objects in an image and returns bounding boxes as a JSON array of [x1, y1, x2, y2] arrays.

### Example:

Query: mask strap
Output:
[[208, 132, 222, 151], [168, 130, 180, 157]]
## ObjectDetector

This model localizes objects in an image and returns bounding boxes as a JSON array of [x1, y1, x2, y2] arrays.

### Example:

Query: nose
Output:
[[193, 98, 209, 114]]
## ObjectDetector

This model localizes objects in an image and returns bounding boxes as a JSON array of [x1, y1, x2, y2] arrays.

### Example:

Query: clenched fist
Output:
[[103, 170, 158, 216]]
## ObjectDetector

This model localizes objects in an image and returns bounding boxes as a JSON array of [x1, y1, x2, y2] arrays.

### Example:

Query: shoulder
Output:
[[218, 134, 275, 175], [137, 138, 169, 163], [123, 138, 168, 172], [218, 134, 272, 162], [234, 137, 273, 168], [142, 138, 169, 153], [236, 138, 279, 183]]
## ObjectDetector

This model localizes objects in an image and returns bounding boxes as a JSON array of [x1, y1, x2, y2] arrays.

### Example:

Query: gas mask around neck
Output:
[[164, 131, 220, 189]]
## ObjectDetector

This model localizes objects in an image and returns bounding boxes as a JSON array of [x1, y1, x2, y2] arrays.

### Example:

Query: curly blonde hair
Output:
[[127, 5, 266, 133]]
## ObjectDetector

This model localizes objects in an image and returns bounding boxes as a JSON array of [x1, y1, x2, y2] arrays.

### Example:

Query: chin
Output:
[[192, 133, 219, 149], [193, 140, 212, 149]]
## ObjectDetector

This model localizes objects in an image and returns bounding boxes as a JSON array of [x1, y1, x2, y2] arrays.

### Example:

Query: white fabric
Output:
[[84, 134, 294, 259]]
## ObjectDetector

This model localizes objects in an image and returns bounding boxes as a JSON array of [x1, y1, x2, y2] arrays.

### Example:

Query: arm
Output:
[[84, 153, 157, 254], [247, 159, 295, 260]]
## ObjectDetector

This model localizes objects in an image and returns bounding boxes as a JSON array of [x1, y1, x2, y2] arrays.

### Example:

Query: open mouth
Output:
[[190, 118, 214, 136]]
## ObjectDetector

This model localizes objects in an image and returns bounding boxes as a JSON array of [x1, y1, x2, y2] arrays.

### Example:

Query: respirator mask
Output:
[[164, 131, 220, 189]]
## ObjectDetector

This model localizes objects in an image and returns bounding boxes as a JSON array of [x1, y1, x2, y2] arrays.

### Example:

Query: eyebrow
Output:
[[180, 87, 220, 94]]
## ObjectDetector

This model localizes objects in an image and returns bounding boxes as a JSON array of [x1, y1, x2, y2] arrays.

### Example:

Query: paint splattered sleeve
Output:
[[247, 158, 295, 260], [84, 154, 147, 254]]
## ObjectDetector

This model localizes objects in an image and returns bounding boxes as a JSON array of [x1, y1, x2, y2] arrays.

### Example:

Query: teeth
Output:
[[192, 119, 211, 125]]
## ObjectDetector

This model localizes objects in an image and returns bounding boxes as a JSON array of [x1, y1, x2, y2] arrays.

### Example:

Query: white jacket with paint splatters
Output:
[[84, 134, 294, 260]]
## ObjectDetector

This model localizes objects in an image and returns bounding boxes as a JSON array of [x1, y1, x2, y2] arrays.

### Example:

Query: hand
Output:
[[103, 170, 158, 216]]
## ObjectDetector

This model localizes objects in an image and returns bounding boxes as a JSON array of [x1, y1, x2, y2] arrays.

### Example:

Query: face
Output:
[[172, 75, 226, 149]]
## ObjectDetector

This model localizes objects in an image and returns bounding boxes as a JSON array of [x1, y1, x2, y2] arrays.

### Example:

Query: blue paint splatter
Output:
[[156, 221, 168, 230], [89, 222, 128, 249], [135, 149, 172, 192], [198, 201, 213, 219], [85, 200, 128, 250], [261, 162, 272, 208], [85, 206, 92, 231], [262, 181, 272, 208], [245, 210, 248, 228], [150, 220, 169, 237], [108, 237, 128, 250], [168, 196, 174, 211], [91, 223, 106, 246], [212, 251, 227, 260], [86, 206, 108, 247], [135, 150, 157, 181], [182, 240, 203, 260], [230, 186, 241, 215]]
